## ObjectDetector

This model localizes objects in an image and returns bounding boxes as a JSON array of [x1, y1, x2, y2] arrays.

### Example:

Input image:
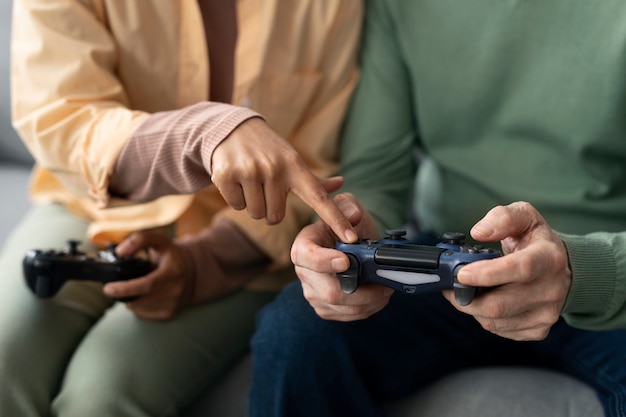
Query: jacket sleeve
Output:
[[215, 3, 364, 268], [11, 0, 150, 206]]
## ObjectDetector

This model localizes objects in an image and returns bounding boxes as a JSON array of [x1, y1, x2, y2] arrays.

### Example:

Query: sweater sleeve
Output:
[[559, 231, 626, 330], [109, 102, 261, 202], [337, 0, 418, 235]]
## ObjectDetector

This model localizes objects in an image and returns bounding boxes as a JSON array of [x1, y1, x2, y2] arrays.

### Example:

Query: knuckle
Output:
[[259, 157, 283, 180], [247, 207, 265, 220], [342, 304, 363, 317], [321, 286, 343, 305], [526, 327, 550, 341], [516, 253, 535, 281], [210, 165, 229, 183], [231, 201, 246, 211], [302, 288, 316, 306], [148, 310, 170, 321], [290, 246, 302, 266], [266, 212, 284, 225], [160, 309, 177, 320], [482, 298, 508, 319], [291, 242, 316, 268], [538, 306, 561, 328], [316, 308, 333, 320], [283, 150, 302, 167], [490, 204, 515, 224], [334, 192, 356, 203], [479, 317, 499, 334], [310, 187, 332, 204], [510, 201, 537, 218]]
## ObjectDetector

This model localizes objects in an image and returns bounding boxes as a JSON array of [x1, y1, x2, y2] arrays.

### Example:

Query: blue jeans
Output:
[[249, 281, 626, 417]]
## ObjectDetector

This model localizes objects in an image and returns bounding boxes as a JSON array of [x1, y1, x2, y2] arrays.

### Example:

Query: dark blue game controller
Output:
[[23, 240, 155, 299], [335, 230, 502, 306]]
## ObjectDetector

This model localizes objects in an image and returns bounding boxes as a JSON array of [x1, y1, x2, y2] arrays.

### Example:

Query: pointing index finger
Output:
[[290, 171, 358, 243]]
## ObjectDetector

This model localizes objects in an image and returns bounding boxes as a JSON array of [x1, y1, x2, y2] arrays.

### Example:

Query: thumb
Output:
[[116, 230, 171, 256], [470, 201, 545, 242]]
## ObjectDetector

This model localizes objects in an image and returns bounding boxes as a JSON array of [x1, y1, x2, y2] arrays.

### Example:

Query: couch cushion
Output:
[[0, 163, 31, 246]]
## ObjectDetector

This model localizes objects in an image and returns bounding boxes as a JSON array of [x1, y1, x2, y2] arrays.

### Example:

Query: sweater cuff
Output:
[[559, 233, 617, 317]]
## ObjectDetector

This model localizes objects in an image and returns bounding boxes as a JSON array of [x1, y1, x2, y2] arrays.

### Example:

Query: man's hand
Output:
[[443, 201, 572, 341], [211, 118, 358, 243], [290, 193, 393, 321]]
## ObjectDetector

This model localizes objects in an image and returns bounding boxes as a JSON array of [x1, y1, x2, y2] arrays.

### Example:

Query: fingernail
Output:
[[472, 220, 494, 237], [342, 205, 358, 219], [345, 230, 358, 243]]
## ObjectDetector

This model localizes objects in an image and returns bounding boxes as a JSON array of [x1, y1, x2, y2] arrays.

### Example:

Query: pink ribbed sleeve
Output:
[[109, 102, 262, 202]]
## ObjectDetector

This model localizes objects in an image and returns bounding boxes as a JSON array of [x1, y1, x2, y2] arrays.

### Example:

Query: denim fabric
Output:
[[250, 280, 624, 417]]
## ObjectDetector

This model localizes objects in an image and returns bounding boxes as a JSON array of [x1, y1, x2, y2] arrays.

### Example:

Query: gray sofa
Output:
[[0, 1, 604, 416]]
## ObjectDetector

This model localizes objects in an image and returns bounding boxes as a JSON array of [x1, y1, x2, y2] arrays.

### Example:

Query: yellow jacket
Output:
[[11, 0, 362, 281]]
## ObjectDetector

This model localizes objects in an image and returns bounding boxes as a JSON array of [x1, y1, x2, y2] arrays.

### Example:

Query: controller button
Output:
[[441, 232, 465, 245], [467, 246, 482, 254], [67, 240, 82, 255], [403, 286, 417, 294], [366, 239, 379, 249], [384, 229, 407, 240]]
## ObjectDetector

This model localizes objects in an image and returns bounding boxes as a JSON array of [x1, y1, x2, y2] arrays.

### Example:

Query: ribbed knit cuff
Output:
[[559, 233, 616, 315]]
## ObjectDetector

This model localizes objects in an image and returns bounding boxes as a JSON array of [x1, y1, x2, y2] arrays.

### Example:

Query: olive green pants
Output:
[[0, 204, 276, 417]]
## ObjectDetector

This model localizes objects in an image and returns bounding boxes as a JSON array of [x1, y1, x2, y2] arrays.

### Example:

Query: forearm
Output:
[[109, 102, 262, 202], [176, 217, 270, 303]]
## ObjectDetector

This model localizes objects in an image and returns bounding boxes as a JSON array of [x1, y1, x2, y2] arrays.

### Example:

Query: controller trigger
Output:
[[67, 239, 82, 255], [337, 253, 360, 294], [453, 264, 477, 306]]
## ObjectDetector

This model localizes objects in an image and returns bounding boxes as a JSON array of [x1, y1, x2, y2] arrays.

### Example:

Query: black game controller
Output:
[[335, 230, 502, 306], [23, 240, 155, 299]]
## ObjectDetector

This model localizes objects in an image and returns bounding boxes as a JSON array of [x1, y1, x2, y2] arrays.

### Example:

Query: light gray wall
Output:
[[0, 0, 33, 164]]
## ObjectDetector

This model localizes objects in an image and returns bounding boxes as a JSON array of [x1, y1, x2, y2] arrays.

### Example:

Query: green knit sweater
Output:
[[339, 0, 626, 330]]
